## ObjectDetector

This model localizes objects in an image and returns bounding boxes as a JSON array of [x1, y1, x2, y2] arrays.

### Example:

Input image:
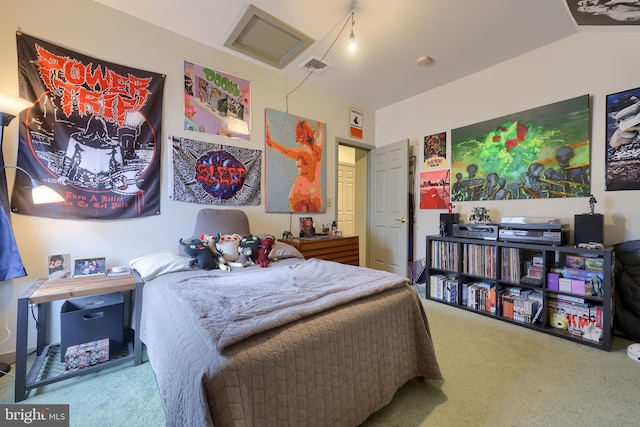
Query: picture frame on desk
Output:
[[73, 257, 106, 277], [48, 253, 72, 280], [299, 217, 315, 237]]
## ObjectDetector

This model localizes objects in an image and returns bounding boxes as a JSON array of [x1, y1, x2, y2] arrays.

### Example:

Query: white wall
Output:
[[376, 31, 640, 261], [0, 0, 375, 360]]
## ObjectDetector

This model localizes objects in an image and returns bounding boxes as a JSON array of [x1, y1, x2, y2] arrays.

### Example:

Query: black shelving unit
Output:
[[426, 235, 614, 351]]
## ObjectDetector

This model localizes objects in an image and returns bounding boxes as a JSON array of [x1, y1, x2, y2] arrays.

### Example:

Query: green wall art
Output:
[[451, 94, 590, 201]]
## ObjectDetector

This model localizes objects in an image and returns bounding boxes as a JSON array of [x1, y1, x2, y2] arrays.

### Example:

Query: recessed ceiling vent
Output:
[[224, 4, 314, 69], [299, 56, 332, 75]]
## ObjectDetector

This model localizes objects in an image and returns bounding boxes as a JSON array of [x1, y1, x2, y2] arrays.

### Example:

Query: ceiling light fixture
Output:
[[348, 11, 357, 53], [417, 56, 431, 67]]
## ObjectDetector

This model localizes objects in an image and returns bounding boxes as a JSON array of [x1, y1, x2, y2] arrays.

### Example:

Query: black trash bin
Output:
[[60, 292, 124, 362]]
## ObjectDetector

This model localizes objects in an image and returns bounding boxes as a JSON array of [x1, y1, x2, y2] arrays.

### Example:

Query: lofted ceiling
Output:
[[94, 0, 584, 111]]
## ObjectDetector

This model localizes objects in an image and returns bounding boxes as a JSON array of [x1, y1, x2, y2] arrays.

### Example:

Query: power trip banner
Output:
[[170, 136, 261, 206], [14, 33, 165, 219]]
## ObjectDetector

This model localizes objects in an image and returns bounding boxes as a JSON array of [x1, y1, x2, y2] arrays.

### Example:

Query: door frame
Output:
[[335, 137, 375, 266]]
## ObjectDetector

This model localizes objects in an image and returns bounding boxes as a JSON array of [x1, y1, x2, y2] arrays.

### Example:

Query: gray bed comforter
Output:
[[140, 258, 442, 426]]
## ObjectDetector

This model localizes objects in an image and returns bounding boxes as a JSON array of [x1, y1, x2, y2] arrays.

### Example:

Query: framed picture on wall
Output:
[[265, 108, 327, 213], [605, 86, 640, 191], [451, 94, 590, 201]]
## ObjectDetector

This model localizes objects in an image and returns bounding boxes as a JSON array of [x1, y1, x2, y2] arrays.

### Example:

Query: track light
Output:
[[348, 11, 356, 53]]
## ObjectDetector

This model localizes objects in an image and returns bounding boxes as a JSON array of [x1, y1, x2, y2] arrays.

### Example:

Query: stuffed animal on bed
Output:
[[228, 246, 255, 268], [239, 235, 261, 262], [227, 235, 261, 268], [180, 238, 229, 271], [256, 235, 275, 268], [202, 233, 242, 263]]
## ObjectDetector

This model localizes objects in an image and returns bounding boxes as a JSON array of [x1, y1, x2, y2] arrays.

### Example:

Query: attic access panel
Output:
[[224, 4, 314, 69]]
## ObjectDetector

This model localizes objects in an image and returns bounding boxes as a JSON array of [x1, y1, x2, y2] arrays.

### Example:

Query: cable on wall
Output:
[[285, 10, 354, 113]]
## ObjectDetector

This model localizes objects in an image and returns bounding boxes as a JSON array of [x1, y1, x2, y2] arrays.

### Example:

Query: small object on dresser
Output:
[[108, 266, 131, 276], [300, 217, 315, 237], [64, 338, 109, 370]]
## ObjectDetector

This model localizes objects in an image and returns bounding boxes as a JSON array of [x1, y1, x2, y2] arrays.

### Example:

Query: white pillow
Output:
[[129, 251, 191, 281], [269, 241, 304, 260]]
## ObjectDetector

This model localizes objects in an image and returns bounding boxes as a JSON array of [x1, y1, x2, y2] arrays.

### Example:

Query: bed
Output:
[[132, 209, 442, 427]]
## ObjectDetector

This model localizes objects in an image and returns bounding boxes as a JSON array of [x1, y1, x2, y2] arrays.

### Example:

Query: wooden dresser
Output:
[[288, 236, 359, 266]]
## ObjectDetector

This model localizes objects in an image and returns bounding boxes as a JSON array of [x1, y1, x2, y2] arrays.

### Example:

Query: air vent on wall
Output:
[[299, 56, 332, 75]]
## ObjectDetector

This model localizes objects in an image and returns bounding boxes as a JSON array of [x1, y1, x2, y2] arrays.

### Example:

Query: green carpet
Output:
[[1, 298, 638, 426]]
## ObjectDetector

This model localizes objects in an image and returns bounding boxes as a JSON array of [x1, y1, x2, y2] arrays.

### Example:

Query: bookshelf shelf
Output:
[[426, 235, 614, 351]]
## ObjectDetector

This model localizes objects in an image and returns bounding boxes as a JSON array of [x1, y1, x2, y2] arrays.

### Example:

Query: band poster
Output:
[[15, 33, 165, 219], [184, 60, 251, 140], [170, 136, 261, 206], [419, 169, 451, 209], [424, 132, 447, 169], [605, 86, 640, 191]]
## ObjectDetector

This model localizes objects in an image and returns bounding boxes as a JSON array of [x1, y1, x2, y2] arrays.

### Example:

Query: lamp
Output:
[[1, 165, 64, 204], [348, 10, 357, 53], [0, 93, 62, 376], [0, 93, 62, 204]]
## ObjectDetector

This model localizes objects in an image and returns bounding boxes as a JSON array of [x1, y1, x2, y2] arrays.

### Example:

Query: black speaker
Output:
[[439, 213, 459, 237], [574, 214, 604, 246]]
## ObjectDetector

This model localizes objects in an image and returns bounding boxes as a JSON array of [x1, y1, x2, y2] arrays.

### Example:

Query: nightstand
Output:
[[288, 235, 359, 265], [14, 273, 143, 402]]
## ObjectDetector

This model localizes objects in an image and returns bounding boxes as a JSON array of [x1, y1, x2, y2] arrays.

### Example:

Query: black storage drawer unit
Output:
[[60, 292, 124, 362]]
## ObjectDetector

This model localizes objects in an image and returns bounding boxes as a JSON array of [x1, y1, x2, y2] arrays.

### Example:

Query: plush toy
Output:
[[180, 238, 229, 271], [256, 235, 275, 268], [202, 233, 242, 263], [228, 246, 255, 268], [239, 235, 261, 263]]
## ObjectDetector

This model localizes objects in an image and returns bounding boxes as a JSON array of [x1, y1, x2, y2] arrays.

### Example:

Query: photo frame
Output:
[[299, 217, 315, 237], [73, 257, 106, 277], [48, 253, 72, 280]]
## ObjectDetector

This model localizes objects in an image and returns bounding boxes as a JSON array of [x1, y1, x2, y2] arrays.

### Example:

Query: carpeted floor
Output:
[[1, 297, 638, 426]]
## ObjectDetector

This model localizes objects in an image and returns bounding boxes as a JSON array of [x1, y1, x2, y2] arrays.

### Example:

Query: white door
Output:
[[338, 163, 356, 236], [368, 139, 409, 275]]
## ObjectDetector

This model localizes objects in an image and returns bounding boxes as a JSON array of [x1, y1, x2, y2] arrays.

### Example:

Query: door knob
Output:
[[395, 217, 407, 223]]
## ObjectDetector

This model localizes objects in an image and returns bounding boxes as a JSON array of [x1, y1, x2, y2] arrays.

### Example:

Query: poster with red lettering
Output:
[[13, 32, 165, 219]]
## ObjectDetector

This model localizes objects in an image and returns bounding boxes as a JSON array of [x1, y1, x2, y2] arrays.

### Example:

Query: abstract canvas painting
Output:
[[265, 108, 327, 213], [451, 95, 590, 201]]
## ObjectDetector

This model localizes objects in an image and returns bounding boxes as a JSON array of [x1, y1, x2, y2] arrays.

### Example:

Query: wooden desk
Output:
[[288, 236, 359, 265], [14, 273, 143, 402]]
